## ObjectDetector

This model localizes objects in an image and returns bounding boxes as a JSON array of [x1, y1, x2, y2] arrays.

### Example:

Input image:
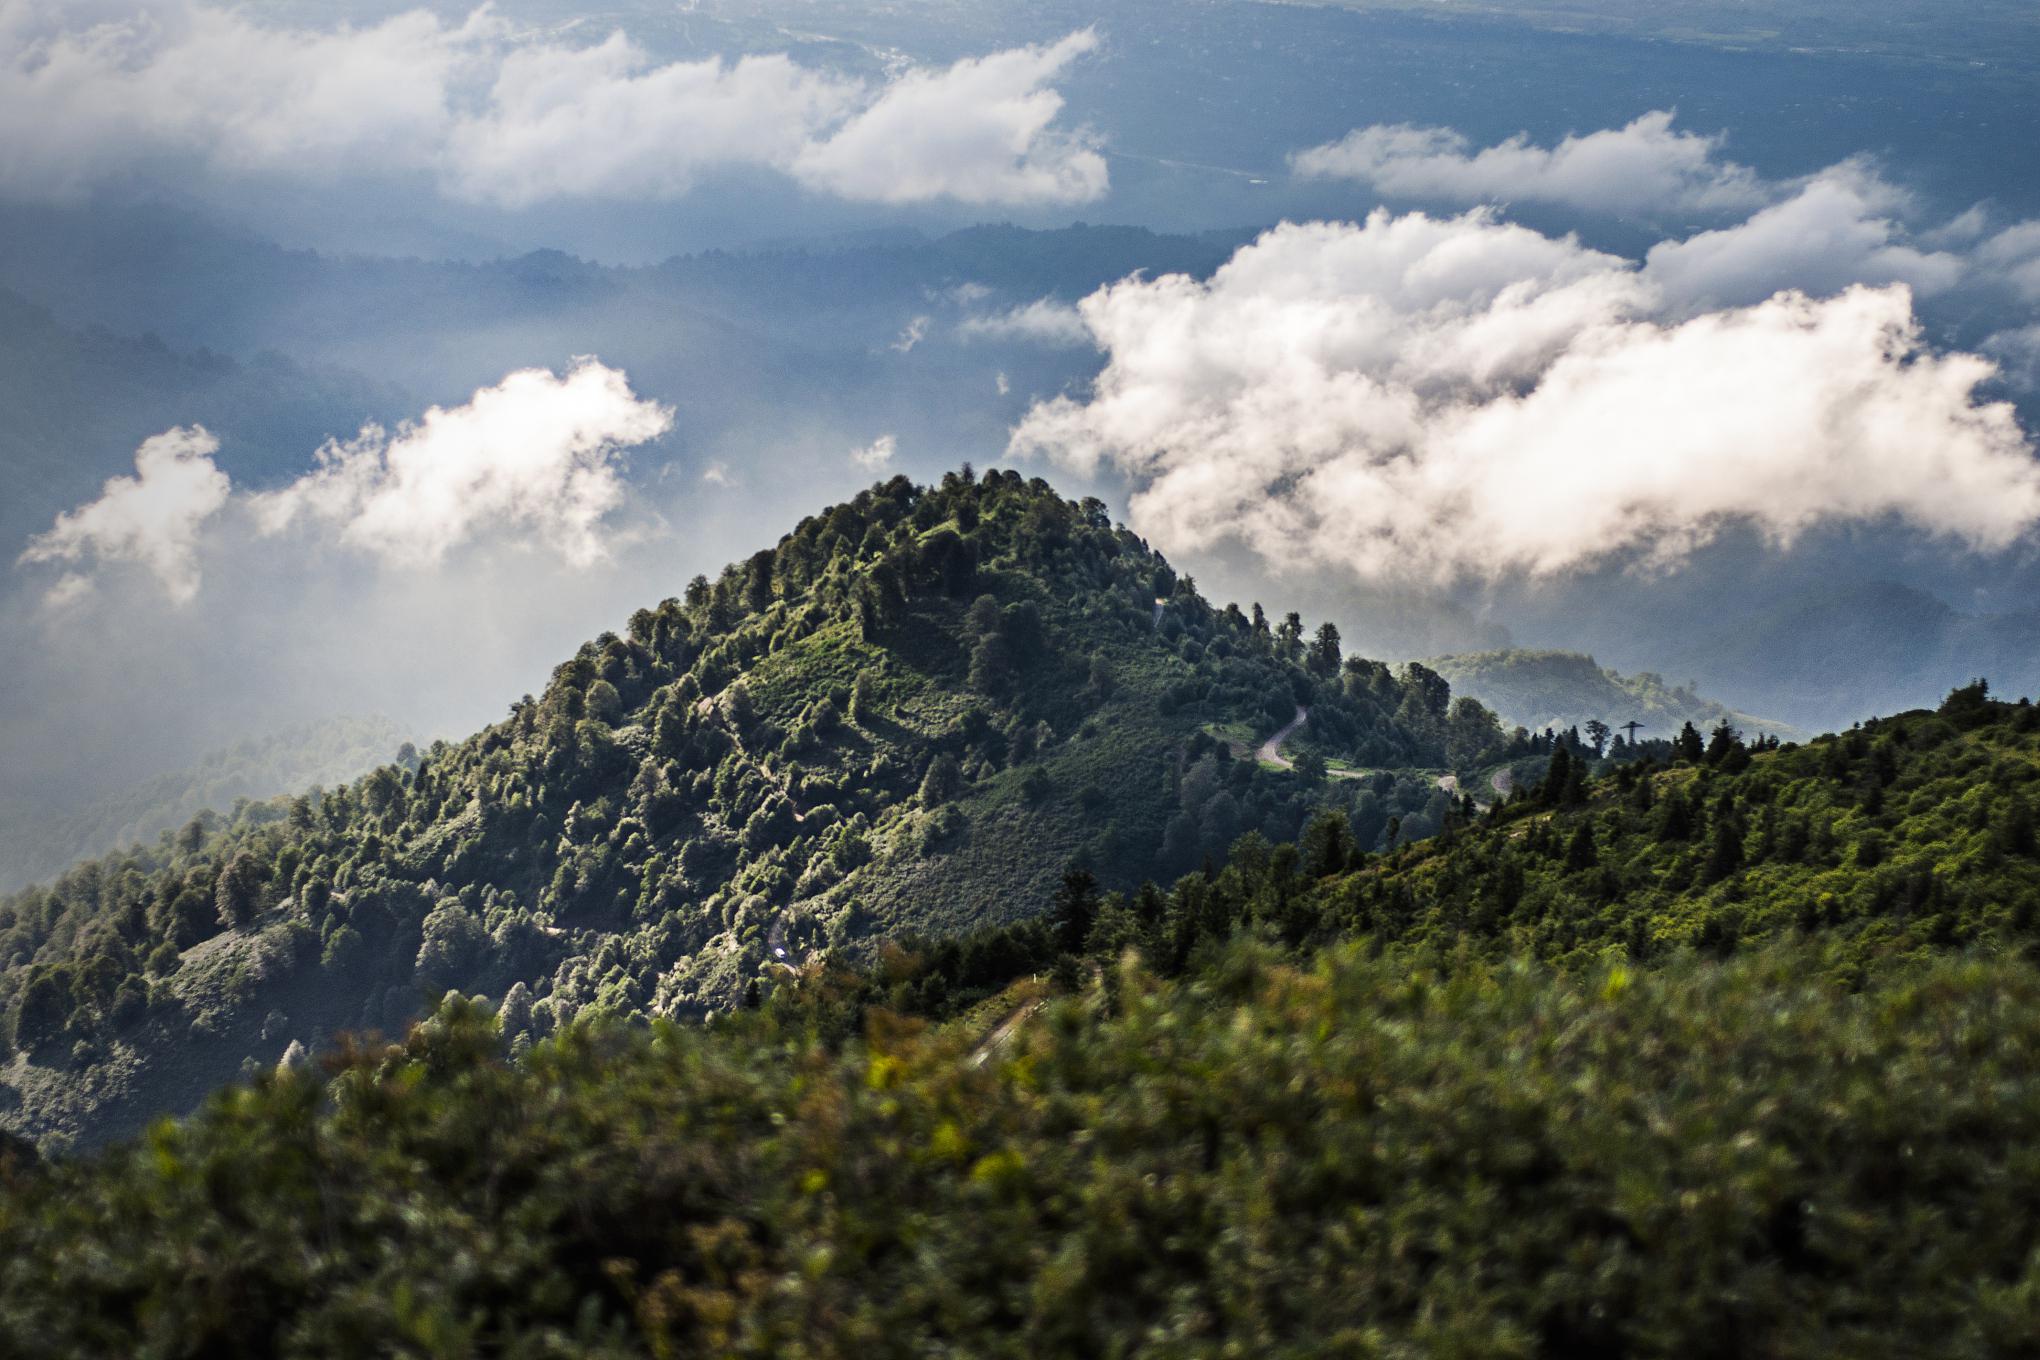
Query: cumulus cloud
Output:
[[250, 360, 672, 566], [792, 30, 1104, 205], [17, 425, 231, 604], [1643, 165, 1964, 309], [20, 360, 670, 602], [0, 3, 1105, 207], [1009, 212, 2040, 585], [958, 297, 1092, 346], [1292, 110, 1769, 217], [441, 36, 859, 208], [850, 434, 897, 470]]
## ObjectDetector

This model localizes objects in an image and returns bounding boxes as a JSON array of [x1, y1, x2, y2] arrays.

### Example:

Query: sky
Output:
[[4, 0, 2040, 835]]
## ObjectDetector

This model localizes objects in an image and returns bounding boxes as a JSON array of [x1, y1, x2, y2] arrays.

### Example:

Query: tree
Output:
[[11, 970, 69, 1052], [585, 679, 623, 726], [1564, 823, 1599, 872], [1275, 612, 1304, 661], [1400, 662, 1452, 719], [744, 549, 776, 614], [1542, 747, 1584, 807], [415, 900, 486, 991], [214, 852, 263, 929], [966, 594, 1002, 637], [1704, 721, 1743, 766], [1301, 811, 1356, 877], [1308, 622, 1342, 677], [1584, 719, 1611, 758], [1703, 819, 1744, 884], [321, 925, 365, 973], [850, 669, 879, 723], [1087, 653, 1114, 702], [919, 754, 963, 806], [1656, 788, 1695, 842], [967, 635, 1012, 695], [1675, 722, 1705, 763], [1447, 697, 1503, 767], [1292, 748, 1328, 785], [1051, 867, 1100, 954]]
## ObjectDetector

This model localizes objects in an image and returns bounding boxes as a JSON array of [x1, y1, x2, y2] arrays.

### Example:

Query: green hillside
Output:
[[6, 685, 2040, 1355], [1428, 647, 1800, 744], [0, 471, 1502, 1146]]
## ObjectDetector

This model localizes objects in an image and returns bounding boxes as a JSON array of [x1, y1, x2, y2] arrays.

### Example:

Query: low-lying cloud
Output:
[[1008, 211, 2040, 585], [1292, 113, 1976, 305], [1293, 110, 1769, 217], [958, 297, 1092, 346], [850, 434, 898, 470], [19, 360, 671, 603], [0, 3, 1105, 208], [1643, 164, 1963, 309], [250, 361, 673, 567], [18, 425, 231, 605]]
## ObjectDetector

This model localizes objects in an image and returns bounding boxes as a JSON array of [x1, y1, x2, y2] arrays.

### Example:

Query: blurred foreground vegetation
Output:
[[5, 940, 2039, 1357]]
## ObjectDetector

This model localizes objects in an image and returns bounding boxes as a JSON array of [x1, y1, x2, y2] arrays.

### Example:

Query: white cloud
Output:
[[850, 434, 897, 470], [890, 315, 931, 353], [701, 461, 734, 487], [0, 3, 1105, 207], [250, 360, 671, 566], [958, 297, 1092, 346], [1009, 212, 2040, 585], [1985, 324, 2040, 389], [1293, 110, 1977, 316], [18, 425, 230, 604], [1977, 220, 2040, 303], [20, 361, 671, 603], [1292, 110, 1769, 217], [442, 37, 859, 208], [1643, 165, 1964, 310], [792, 29, 1104, 206]]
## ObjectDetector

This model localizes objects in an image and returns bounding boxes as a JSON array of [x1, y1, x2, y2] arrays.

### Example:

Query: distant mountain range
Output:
[[1662, 579, 2040, 734], [0, 716, 413, 896], [1425, 648, 1800, 743]]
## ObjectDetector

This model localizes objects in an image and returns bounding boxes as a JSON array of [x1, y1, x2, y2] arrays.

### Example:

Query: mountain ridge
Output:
[[0, 470, 1512, 1146]]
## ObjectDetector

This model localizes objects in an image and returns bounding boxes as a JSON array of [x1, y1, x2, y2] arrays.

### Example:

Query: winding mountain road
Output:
[[1256, 706, 1367, 780], [1258, 705, 1493, 810]]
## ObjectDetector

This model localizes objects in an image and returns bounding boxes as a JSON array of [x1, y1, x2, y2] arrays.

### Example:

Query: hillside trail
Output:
[[1262, 705, 1496, 810], [1255, 706, 1367, 781], [968, 996, 1048, 1068]]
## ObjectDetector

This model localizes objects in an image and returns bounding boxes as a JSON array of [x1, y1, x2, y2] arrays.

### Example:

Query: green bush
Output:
[[8, 947, 2040, 1356]]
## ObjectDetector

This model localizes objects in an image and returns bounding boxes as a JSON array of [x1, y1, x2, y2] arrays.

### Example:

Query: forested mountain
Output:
[[1427, 647, 1799, 745], [0, 716, 412, 896], [0, 471, 1504, 1146], [6, 686, 2040, 1354]]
